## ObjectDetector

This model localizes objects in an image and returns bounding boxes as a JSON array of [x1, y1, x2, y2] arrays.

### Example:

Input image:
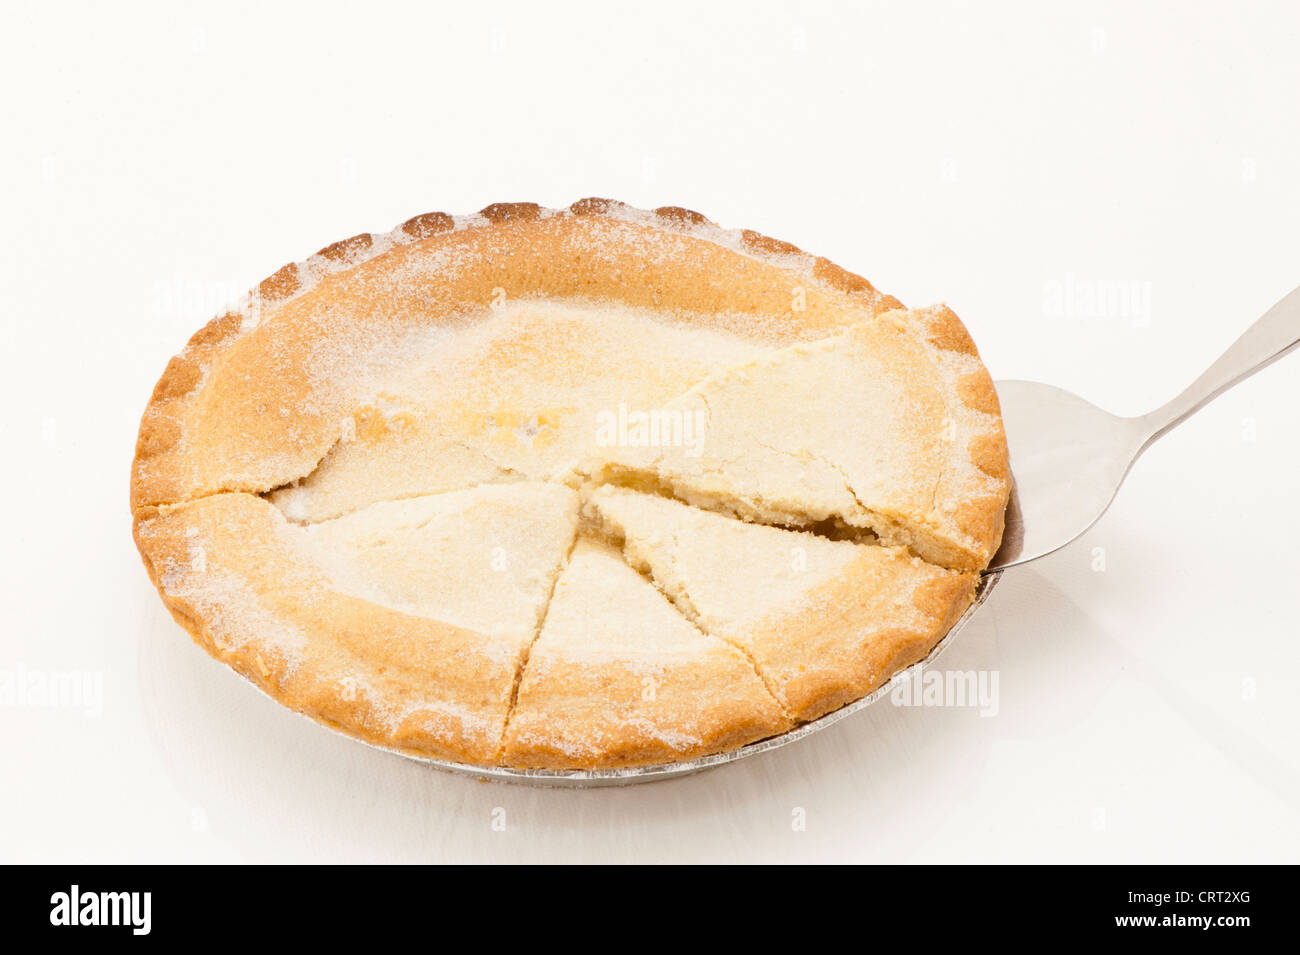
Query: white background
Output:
[[2, 0, 1298, 863]]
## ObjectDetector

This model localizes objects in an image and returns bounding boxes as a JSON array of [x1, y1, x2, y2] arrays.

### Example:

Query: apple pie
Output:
[[131, 200, 1010, 770]]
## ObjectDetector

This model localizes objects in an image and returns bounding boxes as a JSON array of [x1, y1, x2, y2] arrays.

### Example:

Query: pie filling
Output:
[[132, 204, 1008, 770]]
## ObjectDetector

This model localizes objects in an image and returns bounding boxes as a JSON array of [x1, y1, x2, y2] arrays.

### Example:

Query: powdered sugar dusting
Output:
[[157, 554, 308, 664]]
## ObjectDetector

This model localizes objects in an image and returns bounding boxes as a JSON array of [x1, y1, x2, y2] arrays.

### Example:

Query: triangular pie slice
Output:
[[504, 540, 790, 768], [586, 486, 977, 722], [588, 306, 1009, 572], [134, 484, 578, 764]]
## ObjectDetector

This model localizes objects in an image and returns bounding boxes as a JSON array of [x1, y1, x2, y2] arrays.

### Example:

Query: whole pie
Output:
[[131, 200, 1010, 771]]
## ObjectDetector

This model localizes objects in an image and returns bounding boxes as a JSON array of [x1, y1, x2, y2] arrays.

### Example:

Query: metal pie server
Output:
[[989, 284, 1300, 571]]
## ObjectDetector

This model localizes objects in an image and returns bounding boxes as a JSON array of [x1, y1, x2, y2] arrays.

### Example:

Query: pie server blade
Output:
[[990, 282, 1300, 570]]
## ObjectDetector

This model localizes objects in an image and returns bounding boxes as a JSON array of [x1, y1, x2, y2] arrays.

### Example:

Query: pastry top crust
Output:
[[131, 200, 1009, 770]]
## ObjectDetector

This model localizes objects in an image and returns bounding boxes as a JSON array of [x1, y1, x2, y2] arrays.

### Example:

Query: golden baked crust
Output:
[[130, 200, 1009, 770]]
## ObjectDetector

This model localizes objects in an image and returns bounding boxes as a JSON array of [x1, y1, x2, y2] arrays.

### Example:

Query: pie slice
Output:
[[587, 306, 1008, 572], [134, 484, 578, 764], [503, 540, 790, 768], [586, 486, 977, 721]]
